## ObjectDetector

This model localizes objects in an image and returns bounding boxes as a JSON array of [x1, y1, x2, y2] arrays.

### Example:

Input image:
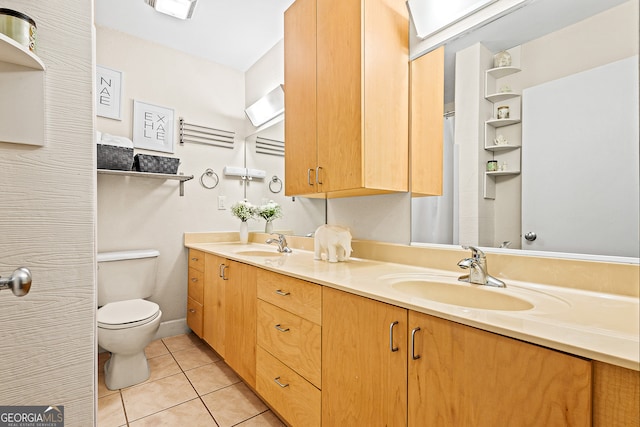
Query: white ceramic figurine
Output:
[[314, 224, 352, 263]]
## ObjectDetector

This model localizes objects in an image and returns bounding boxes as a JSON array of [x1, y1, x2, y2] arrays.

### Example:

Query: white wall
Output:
[[0, 1, 95, 424], [96, 27, 246, 332]]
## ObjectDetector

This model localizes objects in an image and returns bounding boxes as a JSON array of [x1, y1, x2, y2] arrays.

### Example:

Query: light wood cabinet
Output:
[[224, 260, 257, 388], [202, 253, 226, 356], [284, 0, 409, 198], [186, 250, 205, 337], [408, 311, 592, 426], [322, 287, 407, 426], [256, 269, 322, 426], [410, 46, 445, 197], [593, 361, 640, 427]]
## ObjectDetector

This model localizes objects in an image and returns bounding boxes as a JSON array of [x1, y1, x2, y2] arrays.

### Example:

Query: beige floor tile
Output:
[[184, 360, 241, 396], [145, 338, 169, 359], [162, 333, 204, 353], [237, 411, 286, 427], [121, 373, 198, 422], [145, 353, 182, 383], [128, 398, 217, 426], [97, 392, 127, 427], [172, 344, 221, 371], [201, 382, 268, 427]]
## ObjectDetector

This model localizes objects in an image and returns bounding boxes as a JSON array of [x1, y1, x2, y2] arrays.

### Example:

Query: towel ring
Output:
[[200, 168, 219, 189], [269, 175, 283, 193]]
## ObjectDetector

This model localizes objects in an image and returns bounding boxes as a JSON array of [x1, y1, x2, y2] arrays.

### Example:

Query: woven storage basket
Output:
[[134, 154, 180, 174], [97, 144, 134, 171]]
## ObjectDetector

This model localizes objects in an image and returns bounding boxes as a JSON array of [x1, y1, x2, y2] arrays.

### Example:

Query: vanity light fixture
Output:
[[245, 85, 285, 127], [145, 0, 197, 20]]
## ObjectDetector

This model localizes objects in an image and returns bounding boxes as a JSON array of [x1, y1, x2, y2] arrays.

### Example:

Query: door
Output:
[[0, 1, 95, 424], [322, 287, 407, 426], [521, 56, 639, 257], [284, 0, 319, 196]]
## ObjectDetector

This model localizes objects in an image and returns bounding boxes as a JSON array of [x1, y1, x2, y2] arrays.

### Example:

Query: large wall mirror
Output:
[[245, 119, 326, 236], [411, 0, 639, 260]]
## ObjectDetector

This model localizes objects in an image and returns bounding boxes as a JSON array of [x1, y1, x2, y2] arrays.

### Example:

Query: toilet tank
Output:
[[97, 249, 160, 306]]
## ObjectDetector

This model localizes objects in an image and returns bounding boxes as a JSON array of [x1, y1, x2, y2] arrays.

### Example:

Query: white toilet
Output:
[[97, 249, 162, 390]]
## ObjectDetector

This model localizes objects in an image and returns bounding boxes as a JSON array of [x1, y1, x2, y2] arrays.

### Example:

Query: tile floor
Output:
[[98, 333, 286, 427]]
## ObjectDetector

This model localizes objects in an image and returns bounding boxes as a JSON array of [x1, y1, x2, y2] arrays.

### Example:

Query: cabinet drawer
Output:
[[257, 300, 321, 388], [257, 269, 321, 325], [187, 297, 203, 338], [188, 249, 205, 271], [188, 267, 204, 303], [256, 346, 320, 427]]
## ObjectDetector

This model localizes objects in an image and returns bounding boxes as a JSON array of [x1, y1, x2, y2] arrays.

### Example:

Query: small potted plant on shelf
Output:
[[230, 199, 256, 243], [257, 200, 283, 234]]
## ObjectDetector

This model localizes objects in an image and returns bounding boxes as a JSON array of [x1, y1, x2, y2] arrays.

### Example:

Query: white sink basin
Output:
[[391, 280, 534, 311]]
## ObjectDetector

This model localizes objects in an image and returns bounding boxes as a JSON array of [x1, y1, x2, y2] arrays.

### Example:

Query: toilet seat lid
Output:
[[97, 299, 160, 327]]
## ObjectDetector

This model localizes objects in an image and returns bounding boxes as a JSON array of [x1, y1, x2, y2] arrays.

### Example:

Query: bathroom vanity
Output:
[[185, 234, 639, 427]]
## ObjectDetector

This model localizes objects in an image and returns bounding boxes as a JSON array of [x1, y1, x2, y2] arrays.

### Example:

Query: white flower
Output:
[[257, 200, 283, 222], [230, 199, 256, 222]]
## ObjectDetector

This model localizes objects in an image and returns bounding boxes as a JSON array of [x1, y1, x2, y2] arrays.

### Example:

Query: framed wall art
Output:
[[96, 65, 122, 120], [132, 100, 175, 153]]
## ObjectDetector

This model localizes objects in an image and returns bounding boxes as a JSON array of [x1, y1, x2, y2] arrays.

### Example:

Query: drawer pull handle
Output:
[[191, 257, 198, 261], [389, 321, 399, 352], [275, 289, 290, 296], [189, 309, 196, 313], [411, 327, 421, 360], [191, 278, 198, 282], [274, 324, 290, 332], [274, 377, 289, 388]]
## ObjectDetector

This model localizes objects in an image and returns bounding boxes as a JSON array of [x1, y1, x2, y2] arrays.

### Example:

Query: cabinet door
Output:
[[322, 287, 407, 426], [203, 253, 225, 357], [409, 311, 592, 426], [224, 261, 257, 388], [593, 361, 640, 427], [316, 0, 362, 193], [284, 0, 319, 196], [410, 46, 444, 197]]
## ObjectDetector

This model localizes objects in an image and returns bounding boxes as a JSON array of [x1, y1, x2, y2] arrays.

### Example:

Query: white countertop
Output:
[[186, 241, 640, 371]]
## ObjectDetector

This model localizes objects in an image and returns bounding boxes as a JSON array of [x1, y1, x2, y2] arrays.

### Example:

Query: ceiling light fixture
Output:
[[145, 0, 197, 20]]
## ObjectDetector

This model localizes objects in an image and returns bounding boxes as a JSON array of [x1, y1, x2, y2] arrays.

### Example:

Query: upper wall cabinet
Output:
[[410, 46, 444, 197], [0, 33, 45, 146], [284, 0, 409, 198]]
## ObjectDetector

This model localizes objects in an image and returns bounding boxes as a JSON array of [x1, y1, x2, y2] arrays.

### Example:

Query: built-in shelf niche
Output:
[[0, 33, 45, 146], [483, 46, 523, 200]]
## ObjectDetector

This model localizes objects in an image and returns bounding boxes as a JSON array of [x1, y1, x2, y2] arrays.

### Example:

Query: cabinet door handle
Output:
[[219, 264, 228, 280], [307, 168, 314, 186], [274, 377, 289, 388], [274, 324, 290, 332], [389, 321, 399, 352], [411, 327, 421, 360], [275, 289, 290, 296], [316, 166, 323, 185]]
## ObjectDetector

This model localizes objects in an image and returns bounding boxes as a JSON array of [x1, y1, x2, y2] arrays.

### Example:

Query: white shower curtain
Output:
[[411, 116, 457, 244]]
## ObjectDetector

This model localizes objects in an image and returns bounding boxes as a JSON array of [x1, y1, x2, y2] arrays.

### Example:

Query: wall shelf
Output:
[[97, 169, 194, 197], [0, 33, 45, 147], [483, 48, 523, 200]]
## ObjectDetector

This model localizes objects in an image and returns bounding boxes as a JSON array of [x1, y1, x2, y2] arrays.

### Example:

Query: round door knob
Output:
[[524, 232, 537, 241]]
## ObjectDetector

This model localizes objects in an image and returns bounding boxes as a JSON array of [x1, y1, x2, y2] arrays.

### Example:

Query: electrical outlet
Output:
[[218, 195, 226, 210]]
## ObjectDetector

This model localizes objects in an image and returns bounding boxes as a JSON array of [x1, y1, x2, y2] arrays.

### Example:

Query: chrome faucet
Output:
[[265, 233, 292, 253], [457, 245, 505, 288]]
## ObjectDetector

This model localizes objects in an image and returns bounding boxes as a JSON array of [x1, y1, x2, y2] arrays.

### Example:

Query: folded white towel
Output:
[[99, 133, 134, 148]]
